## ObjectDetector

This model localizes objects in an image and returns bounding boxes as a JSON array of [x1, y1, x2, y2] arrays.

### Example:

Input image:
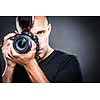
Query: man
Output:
[[2, 16, 82, 83]]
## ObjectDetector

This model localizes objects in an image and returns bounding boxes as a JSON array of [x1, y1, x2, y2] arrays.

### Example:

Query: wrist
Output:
[[25, 58, 37, 69], [2, 64, 15, 82], [7, 64, 16, 69], [2, 63, 16, 76], [7, 60, 16, 68], [24, 59, 49, 83]]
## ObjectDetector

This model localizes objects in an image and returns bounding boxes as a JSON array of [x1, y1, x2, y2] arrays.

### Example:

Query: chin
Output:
[[38, 52, 46, 60]]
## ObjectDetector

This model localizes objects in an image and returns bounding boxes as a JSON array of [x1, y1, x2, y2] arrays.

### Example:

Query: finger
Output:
[[10, 42, 20, 57], [2, 39, 13, 54], [15, 30, 20, 34], [3, 33, 16, 42], [8, 44, 16, 62], [31, 40, 36, 49], [6, 39, 13, 46], [6, 57, 15, 63], [1, 42, 9, 55], [3, 41, 13, 61], [14, 30, 18, 33], [6, 48, 16, 63]]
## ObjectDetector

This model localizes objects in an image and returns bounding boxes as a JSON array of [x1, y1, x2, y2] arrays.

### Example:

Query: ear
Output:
[[47, 24, 52, 35]]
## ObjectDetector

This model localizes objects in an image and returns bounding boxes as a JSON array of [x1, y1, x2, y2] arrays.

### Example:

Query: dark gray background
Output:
[[0, 16, 100, 82]]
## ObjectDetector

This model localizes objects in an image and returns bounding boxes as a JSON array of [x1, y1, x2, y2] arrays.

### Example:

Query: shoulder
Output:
[[54, 50, 78, 62], [54, 50, 80, 70], [52, 50, 82, 82]]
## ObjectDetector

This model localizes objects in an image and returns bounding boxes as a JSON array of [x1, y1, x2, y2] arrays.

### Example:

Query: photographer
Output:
[[1, 16, 82, 83]]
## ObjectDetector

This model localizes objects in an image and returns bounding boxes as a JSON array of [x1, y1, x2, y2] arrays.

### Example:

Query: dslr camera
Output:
[[13, 16, 39, 55]]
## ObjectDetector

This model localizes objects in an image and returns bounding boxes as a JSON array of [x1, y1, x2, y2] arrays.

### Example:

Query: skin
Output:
[[2, 16, 54, 83]]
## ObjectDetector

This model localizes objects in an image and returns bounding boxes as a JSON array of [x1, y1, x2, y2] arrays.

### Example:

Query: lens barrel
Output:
[[13, 34, 32, 53]]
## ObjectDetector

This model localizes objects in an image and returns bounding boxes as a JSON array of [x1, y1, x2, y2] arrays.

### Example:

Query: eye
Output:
[[37, 30, 46, 35]]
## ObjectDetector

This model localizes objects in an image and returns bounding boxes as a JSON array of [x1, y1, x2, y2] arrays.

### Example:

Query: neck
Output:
[[38, 47, 54, 63], [45, 47, 54, 59]]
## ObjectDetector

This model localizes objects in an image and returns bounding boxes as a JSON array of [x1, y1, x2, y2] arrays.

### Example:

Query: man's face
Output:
[[30, 16, 51, 59]]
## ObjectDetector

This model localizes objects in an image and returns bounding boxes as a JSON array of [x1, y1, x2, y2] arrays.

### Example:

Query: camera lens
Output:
[[13, 35, 32, 53], [17, 38, 26, 49]]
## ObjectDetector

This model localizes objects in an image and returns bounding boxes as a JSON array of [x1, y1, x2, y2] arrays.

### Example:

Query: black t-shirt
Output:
[[12, 50, 83, 83]]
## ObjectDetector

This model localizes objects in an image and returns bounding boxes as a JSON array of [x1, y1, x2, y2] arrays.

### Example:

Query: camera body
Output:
[[13, 16, 40, 55], [13, 31, 39, 54]]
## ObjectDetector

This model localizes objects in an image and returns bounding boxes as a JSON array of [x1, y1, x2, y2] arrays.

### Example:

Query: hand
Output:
[[10, 37, 37, 67], [2, 33, 17, 69]]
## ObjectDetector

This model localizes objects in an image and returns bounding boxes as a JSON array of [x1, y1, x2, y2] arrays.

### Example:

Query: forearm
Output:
[[25, 59, 49, 83], [2, 66, 15, 83]]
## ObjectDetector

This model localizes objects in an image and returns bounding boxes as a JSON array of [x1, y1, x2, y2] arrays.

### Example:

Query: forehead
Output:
[[31, 16, 48, 31]]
